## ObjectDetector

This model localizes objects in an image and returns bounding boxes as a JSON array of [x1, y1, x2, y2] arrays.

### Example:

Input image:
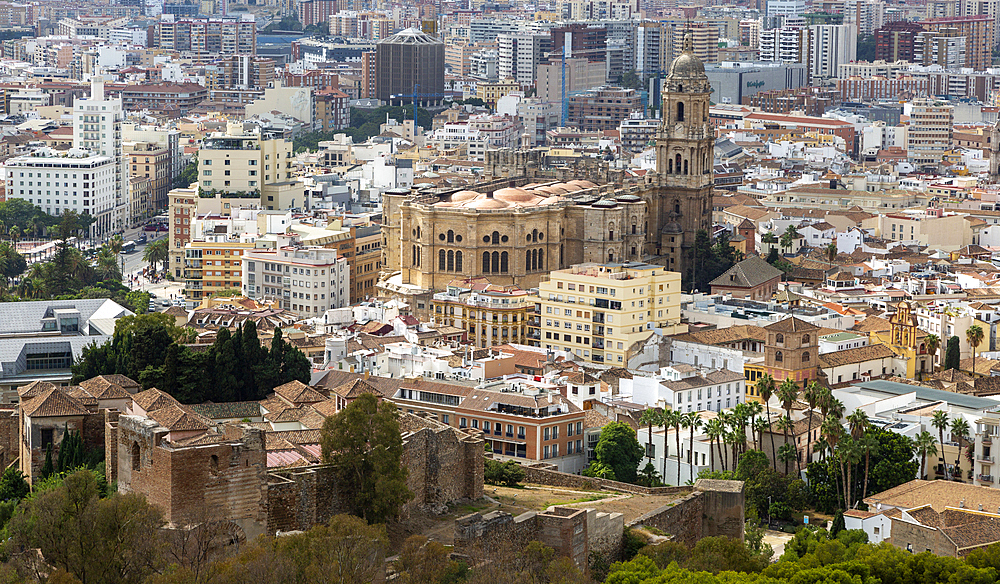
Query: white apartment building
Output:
[[844, 0, 886, 36], [498, 33, 550, 85], [4, 148, 117, 236], [242, 237, 350, 316], [758, 27, 810, 64], [623, 364, 746, 413], [810, 24, 858, 80], [767, 0, 806, 19], [73, 76, 126, 231]]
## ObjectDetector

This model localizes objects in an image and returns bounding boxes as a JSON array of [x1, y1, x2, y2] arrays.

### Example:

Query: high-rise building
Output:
[[498, 33, 552, 85], [215, 55, 275, 90], [740, 19, 762, 49], [914, 29, 968, 68], [758, 26, 811, 66], [566, 86, 642, 131], [125, 142, 170, 222], [874, 21, 924, 62], [73, 76, 127, 231], [375, 28, 445, 106], [809, 24, 857, 80], [198, 124, 294, 198], [920, 15, 994, 70], [242, 238, 351, 315], [671, 22, 719, 65], [906, 98, 953, 166], [844, 0, 886, 36], [360, 51, 376, 99], [636, 22, 669, 78], [297, 0, 339, 28], [536, 263, 682, 366], [767, 0, 807, 20], [155, 15, 257, 56], [550, 23, 607, 63]]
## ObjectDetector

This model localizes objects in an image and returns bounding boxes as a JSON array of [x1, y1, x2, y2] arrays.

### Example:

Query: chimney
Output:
[[980, 504, 984, 511], [961, 499, 965, 508]]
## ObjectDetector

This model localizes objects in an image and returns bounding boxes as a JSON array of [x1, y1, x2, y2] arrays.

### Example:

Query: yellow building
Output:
[[182, 240, 256, 301], [869, 301, 932, 379], [431, 278, 533, 348], [536, 263, 683, 365], [476, 79, 521, 108]]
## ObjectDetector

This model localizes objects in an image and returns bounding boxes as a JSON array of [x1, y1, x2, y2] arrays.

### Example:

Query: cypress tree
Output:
[[945, 336, 961, 371], [213, 328, 238, 402], [56, 425, 69, 472], [40, 443, 54, 479], [241, 321, 261, 398]]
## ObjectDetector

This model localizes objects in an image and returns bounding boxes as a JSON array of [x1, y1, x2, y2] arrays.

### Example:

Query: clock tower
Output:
[[646, 30, 714, 283]]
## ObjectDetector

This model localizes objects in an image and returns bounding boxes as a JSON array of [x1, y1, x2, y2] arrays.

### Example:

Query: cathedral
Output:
[[380, 31, 713, 292]]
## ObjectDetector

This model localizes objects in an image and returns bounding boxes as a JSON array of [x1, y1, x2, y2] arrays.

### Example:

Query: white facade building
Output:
[[4, 148, 117, 236], [73, 76, 126, 231], [242, 238, 351, 316]]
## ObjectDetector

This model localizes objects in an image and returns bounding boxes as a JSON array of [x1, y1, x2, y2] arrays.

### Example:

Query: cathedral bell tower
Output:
[[647, 29, 714, 283]]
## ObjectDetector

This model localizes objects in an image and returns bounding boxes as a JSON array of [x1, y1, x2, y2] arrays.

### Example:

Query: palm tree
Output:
[[705, 418, 725, 472], [746, 400, 763, 451], [848, 410, 872, 500], [662, 409, 683, 485], [639, 408, 661, 460], [775, 416, 796, 474], [686, 411, 702, 483], [143, 238, 169, 274], [825, 242, 837, 262], [967, 325, 985, 378], [108, 235, 124, 255], [776, 378, 800, 474], [755, 374, 778, 470], [925, 333, 940, 373], [95, 246, 121, 281], [780, 224, 799, 254], [729, 403, 750, 468], [803, 381, 824, 465], [931, 410, 950, 480], [8, 226, 19, 250], [914, 430, 938, 480], [812, 435, 831, 462], [839, 436, 863, 510], [952, 417, 971, 481]]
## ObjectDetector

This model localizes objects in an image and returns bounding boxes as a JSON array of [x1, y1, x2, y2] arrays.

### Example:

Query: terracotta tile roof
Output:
[[584, 409, 614, 429], [866, 479, 1000, 513], [961, 357, 1000, 377], [273, 380, 326, 404], [21, 388, 90, 418], [331, 378, 379, 399], [148, 404, 211, 432], [187, 401, 262, 420], [264, 429, 321, 450], [671, 324, 767, 346], [18, 381, 57, 398], [458, 390, 579, 413], [311, 399, 339, 418], [819, 344, 897, 368], [710, 256, 783, 289], [78, 377, 130, 400], [62, 386, 97, 407], [765, 316, 820, 333], [84, 374, 140, 392], [133, 388, 181, 413], [852, 315, 891, 333]]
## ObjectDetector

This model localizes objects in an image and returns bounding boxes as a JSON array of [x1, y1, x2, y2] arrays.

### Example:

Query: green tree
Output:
[[41, 443, 54, 479], [776, 378, 800, 475], [945, 335, 961, 370], [925, 333, 941, 373], [320, 393, 411, 523], [685, 411, 703, 484], [8, 469, 165, 584], [637, 461, 661, 487], [173, 157, 198, 189], [0, 467, 28, 501], [755, 374, 777, 470], [857, 34, 876, 61], [915, 429, 938, 480], [594, 421, 644, 484], [953, 416, 971, 480], [618, 69, 642, 89], [582, 461, 616, 480]]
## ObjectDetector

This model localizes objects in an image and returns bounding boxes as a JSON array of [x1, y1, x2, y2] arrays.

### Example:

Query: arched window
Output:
[[491, 231, 500, 245], [532, 228, 538, 242], [631, 246, 637, 257], [632, 223, 637, 234], [456, 251, 463, 272], [537, 249, 544, 270], [683, 159, 688, 175], [802, 334, 810, 345], [775, 351, 783, 362], [447, 250, 454, 271], [526, 249, 532, 271], [439, 249, 446, 270], [802, 351, 810, 362], [500, 251, 508, 273], [416, 226, 421, 239], [675, 154, 682, 174], [483, 251, 491, 273], [412, 245, 417, 266], [674, 202, 681, 214], [447, 229, 454, 243], [677, 101, 684, 121], [608, 251, 614, 262], [530, 248, 537, 271], [775, 333, 784, 344], [210, 454, 219, 473], [131, 442, 140, 472], [668, 158, 673, 173], [492, 251, 500, 273]]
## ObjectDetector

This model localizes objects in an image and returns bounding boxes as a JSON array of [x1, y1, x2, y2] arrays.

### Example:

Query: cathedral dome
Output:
[[666, 30, 706, 80]]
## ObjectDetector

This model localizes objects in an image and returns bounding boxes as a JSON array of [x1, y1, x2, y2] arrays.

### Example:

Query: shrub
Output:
[[769, 501, 793, 522], [484, 460, 525, 487]]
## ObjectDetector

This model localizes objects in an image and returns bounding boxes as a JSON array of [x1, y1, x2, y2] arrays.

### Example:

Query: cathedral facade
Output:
[[380, 31, 713, 292]]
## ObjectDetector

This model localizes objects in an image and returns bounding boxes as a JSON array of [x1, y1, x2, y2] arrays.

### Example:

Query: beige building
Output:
[[907, 99, 954, 166], [431, 278, 534, 348], [536, 263, 683, 366], [198, 123, 301, 211], [183, 240, 255, 302], [863, 209, 984, 251], [242, 235, 351, 316]]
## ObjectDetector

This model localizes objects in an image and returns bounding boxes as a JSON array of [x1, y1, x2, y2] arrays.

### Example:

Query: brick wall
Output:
[[890, 517, 957, 556], [0, 410, 18, 470]]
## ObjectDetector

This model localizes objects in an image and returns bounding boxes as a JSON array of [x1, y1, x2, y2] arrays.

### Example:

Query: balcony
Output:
[[980, 474, 994, 482], [985, 436, 994, 445], [981, 455, 995, 464], [593, 314, 605, 323]]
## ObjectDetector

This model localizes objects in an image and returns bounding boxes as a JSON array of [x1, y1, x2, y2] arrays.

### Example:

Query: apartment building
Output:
[[919, 15, 994, 71], [155, 15, 257, 56], [315, 88, 350, 132], [566, 86, 641, 132], [906, 99, 953, 166], [168, 186, 197, 278], [74, 76, 126, 232], [119, 82, 209, 114], [215, 55, 275, 91], [431, 278, 534, 348], [125, 141, 170, 221], [352, 224, 381, 303], [183, 240, 255, 302], [198, 124, 296, 207], [242, 238, 350, 316], [498, 33, 551, 85], [537, 263, 683, 366]]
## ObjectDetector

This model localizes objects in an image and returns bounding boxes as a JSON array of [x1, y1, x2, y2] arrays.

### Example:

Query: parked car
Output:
[[161, 299, 171, 306], [137, 234, 148, 244]]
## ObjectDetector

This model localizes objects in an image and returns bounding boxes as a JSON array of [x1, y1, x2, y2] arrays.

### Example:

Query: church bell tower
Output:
[[647, 30, 714, 283]]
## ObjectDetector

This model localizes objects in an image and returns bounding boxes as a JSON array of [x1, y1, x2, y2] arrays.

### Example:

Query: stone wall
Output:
[[0, 410, 18, 470], [266, 465, 345, 534], [104, 411, 119, 485], [403, 423, 484, 512], [520, 462, 691, 496], [889, 517, 956, 556], [628, 479, 745, 547], [455, 506, 624, 573]]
